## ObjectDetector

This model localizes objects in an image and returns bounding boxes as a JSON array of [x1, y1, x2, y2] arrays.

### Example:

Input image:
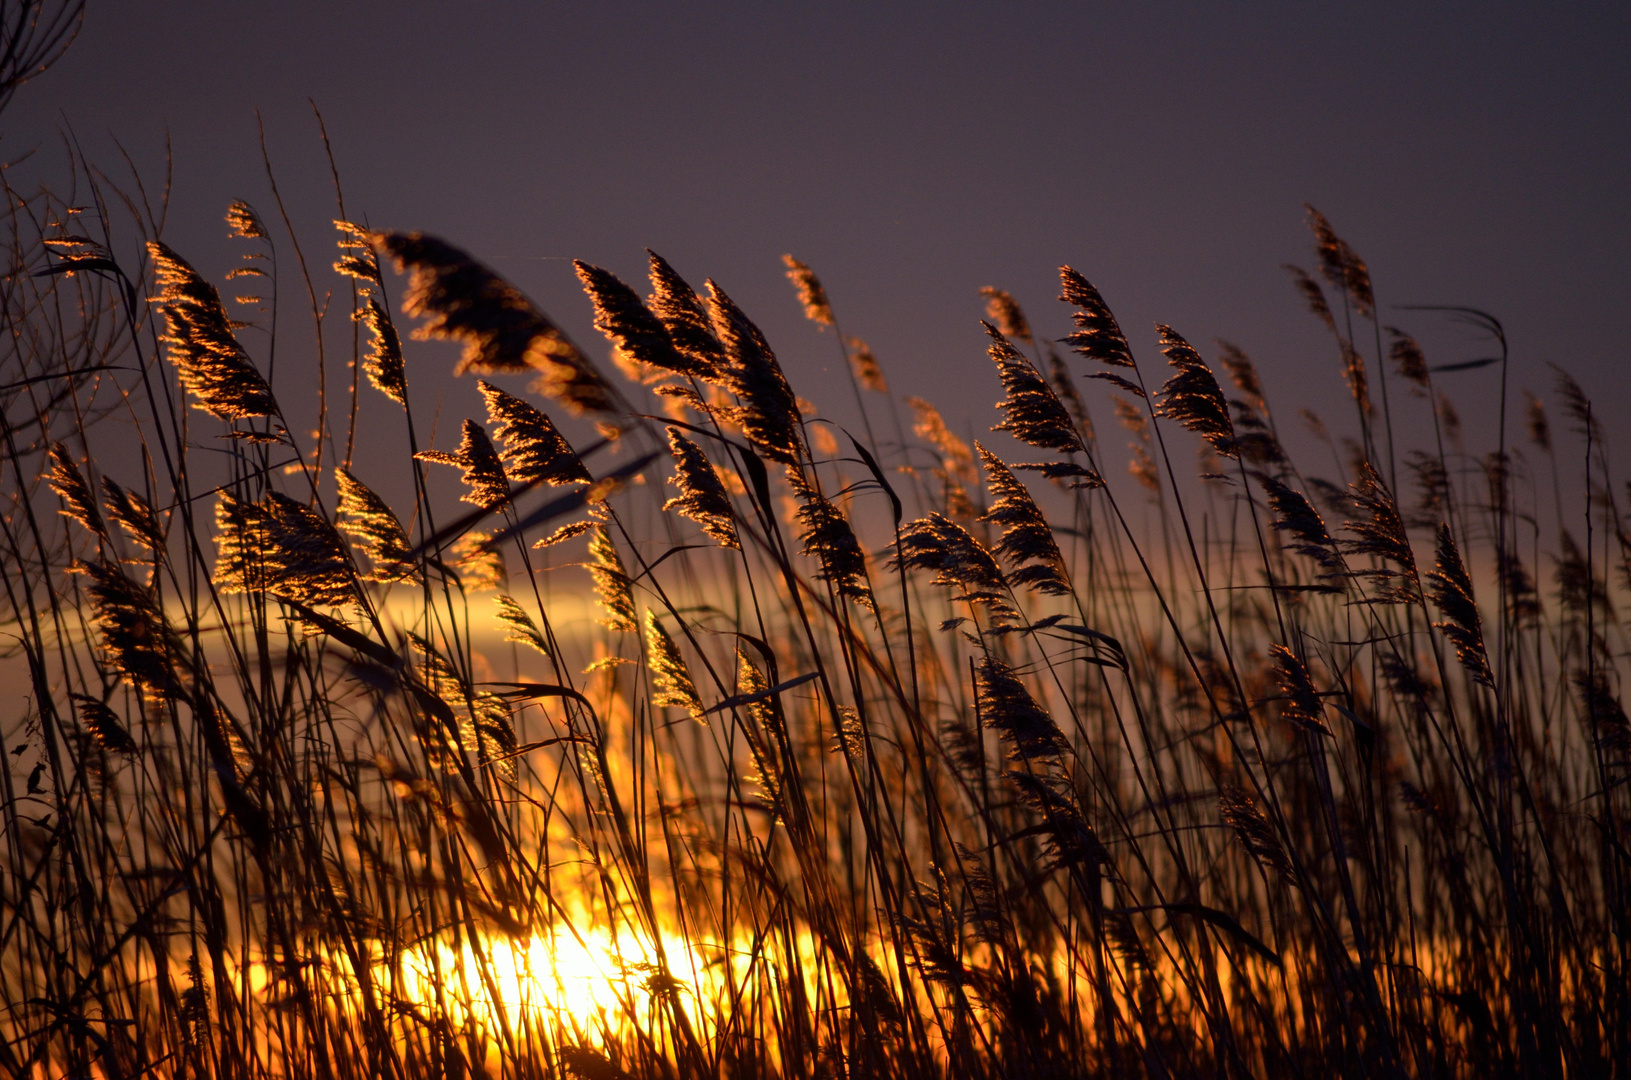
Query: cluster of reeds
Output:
[[2, 47, 1627, 1080]]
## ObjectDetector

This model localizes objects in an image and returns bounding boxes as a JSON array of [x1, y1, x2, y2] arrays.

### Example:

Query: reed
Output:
[[2, 31, 1626, 1080]]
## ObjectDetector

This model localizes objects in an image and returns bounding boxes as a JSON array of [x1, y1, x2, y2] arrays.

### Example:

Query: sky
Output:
[[8, 1, 1630, 501]]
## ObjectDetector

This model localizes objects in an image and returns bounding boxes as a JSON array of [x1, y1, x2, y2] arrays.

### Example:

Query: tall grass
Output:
[[3, 92, 1627, 1080]]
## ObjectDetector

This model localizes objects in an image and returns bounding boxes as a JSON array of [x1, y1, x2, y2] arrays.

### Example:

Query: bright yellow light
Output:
[[397, 921, 713, 1038]]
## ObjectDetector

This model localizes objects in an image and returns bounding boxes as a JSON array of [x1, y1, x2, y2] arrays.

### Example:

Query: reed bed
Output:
[[2, 96, 1627, 1080]]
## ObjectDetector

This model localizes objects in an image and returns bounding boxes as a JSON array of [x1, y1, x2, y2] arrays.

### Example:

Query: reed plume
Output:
[[148, 241, 279, 420], [47, 442, 105, 539], [1260, 475, 1344, 579], [1343, 462, 1420, 603], [493, 594, 550, 656], [987, 323, 1087, 455], [975, 655, 1067, 762], [1305, 204, 1374, 317], [845, 336, 888, 393], [336, 468, 417, 583], [586, 524, 637, 632], [977, 444, 1070, 596], [76, 558, 181, 699], [477, 381, 589, 487], [70, 693, 136, 755], [1059, 266, 1135, 369], [214, 490, 357, 609], [1387, 328, 1429, 391], [707, 281, 806, 465], [575, 260, 696, 377], [646, 610, 704, 721], [380, 231, 617, 415], [356, 298, 408, 406], [896, 512, 1015, 625], [1215, 340, 1264, 408], [1426, 523, 1494, 686], [226, 200, 268, 240], [1269, 644, 1332, 736], [1154, 324, 1235, 454], [791, 472, 873, 609], [415, 418, 512, 509], [646, 250, 723, 378], [980, 286, 1032, 344], [1284, 264, 1336, 332], [783, 254, 834, 327], [101, 477, 164, 558], [662, 426, 738, 548], [1219, 787, 1294, 883]]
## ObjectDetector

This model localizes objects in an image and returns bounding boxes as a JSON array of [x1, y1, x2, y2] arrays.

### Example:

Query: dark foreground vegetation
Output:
[[1, 4, 1626, 1077]]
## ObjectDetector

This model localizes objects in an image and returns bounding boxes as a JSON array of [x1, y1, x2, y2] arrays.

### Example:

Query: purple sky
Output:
[[11, 2, 1630, 501]]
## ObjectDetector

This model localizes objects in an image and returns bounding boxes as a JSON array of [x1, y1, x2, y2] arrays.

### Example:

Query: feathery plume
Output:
[[71, 694, 135, 754], [976, 656, 1067, 762], [494, 594, 549, 655], [1426, 523, 1493, 686], [662, 427, 738, 548], [1305, 204, 1374, 318], [896, 512, 1015, 623], [477, 381, 589, 487], [1260, 476, 1344, 579], [1387, 328, 1429, 391], [415, 419, 511, 509], [336, 469, 418, 583], [587, 525, 637, 632], [102, 478, 163, 553], [707, 281, 806, 465], [1113, 395, 1148, 437], [355, 298, 408, 406], [1269, 645, 1332, 736], [47, 443, 105, 539], [533, 521, 594, 550], [980, 287, 1032, 344], [147, 241, 279, 420], [1129, 444, 1161, 492], [1046, 346, 1095, 443], [1342, 339, 1373, 416], [77, 559, 181, 699], [1215, 340, 1263, 406], [1436, 391, 1463, 449], [1283, 265, 1335, 332], [783, 255, 834, 326], [575, 260, 695, 377], [1551, 365, 1599, 442], [215, 491, 357, 609], [225, 200, 268, 240], [1578, 671, 1631, 758], [1343, 462, 1420, 603], [1219, 787, 1294, 882], [472, 691, 518, 779], [987, 323, 1087, 455], [379, 232, 616, 414], [845, 336, 888, 393], [1005, 769, 1107, 872], [1154, 325, 1236, 454], [646, 250, 723, 378], [646, 611, 704, 721], [791, 472, 873, 609], [977, 445, 1070, 596], [906, 396, 974, 477], [1058, 267, 1135, 368], [451, 531, 506, 591], [333, 220, 382, 286], [1524, 391, 1551, 452]]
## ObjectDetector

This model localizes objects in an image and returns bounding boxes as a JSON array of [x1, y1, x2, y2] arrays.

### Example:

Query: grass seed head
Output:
[[148, 240, 279, 420]]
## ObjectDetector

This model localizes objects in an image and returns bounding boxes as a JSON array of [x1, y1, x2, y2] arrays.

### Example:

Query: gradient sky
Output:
[[10, 2, 1630, 492]]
